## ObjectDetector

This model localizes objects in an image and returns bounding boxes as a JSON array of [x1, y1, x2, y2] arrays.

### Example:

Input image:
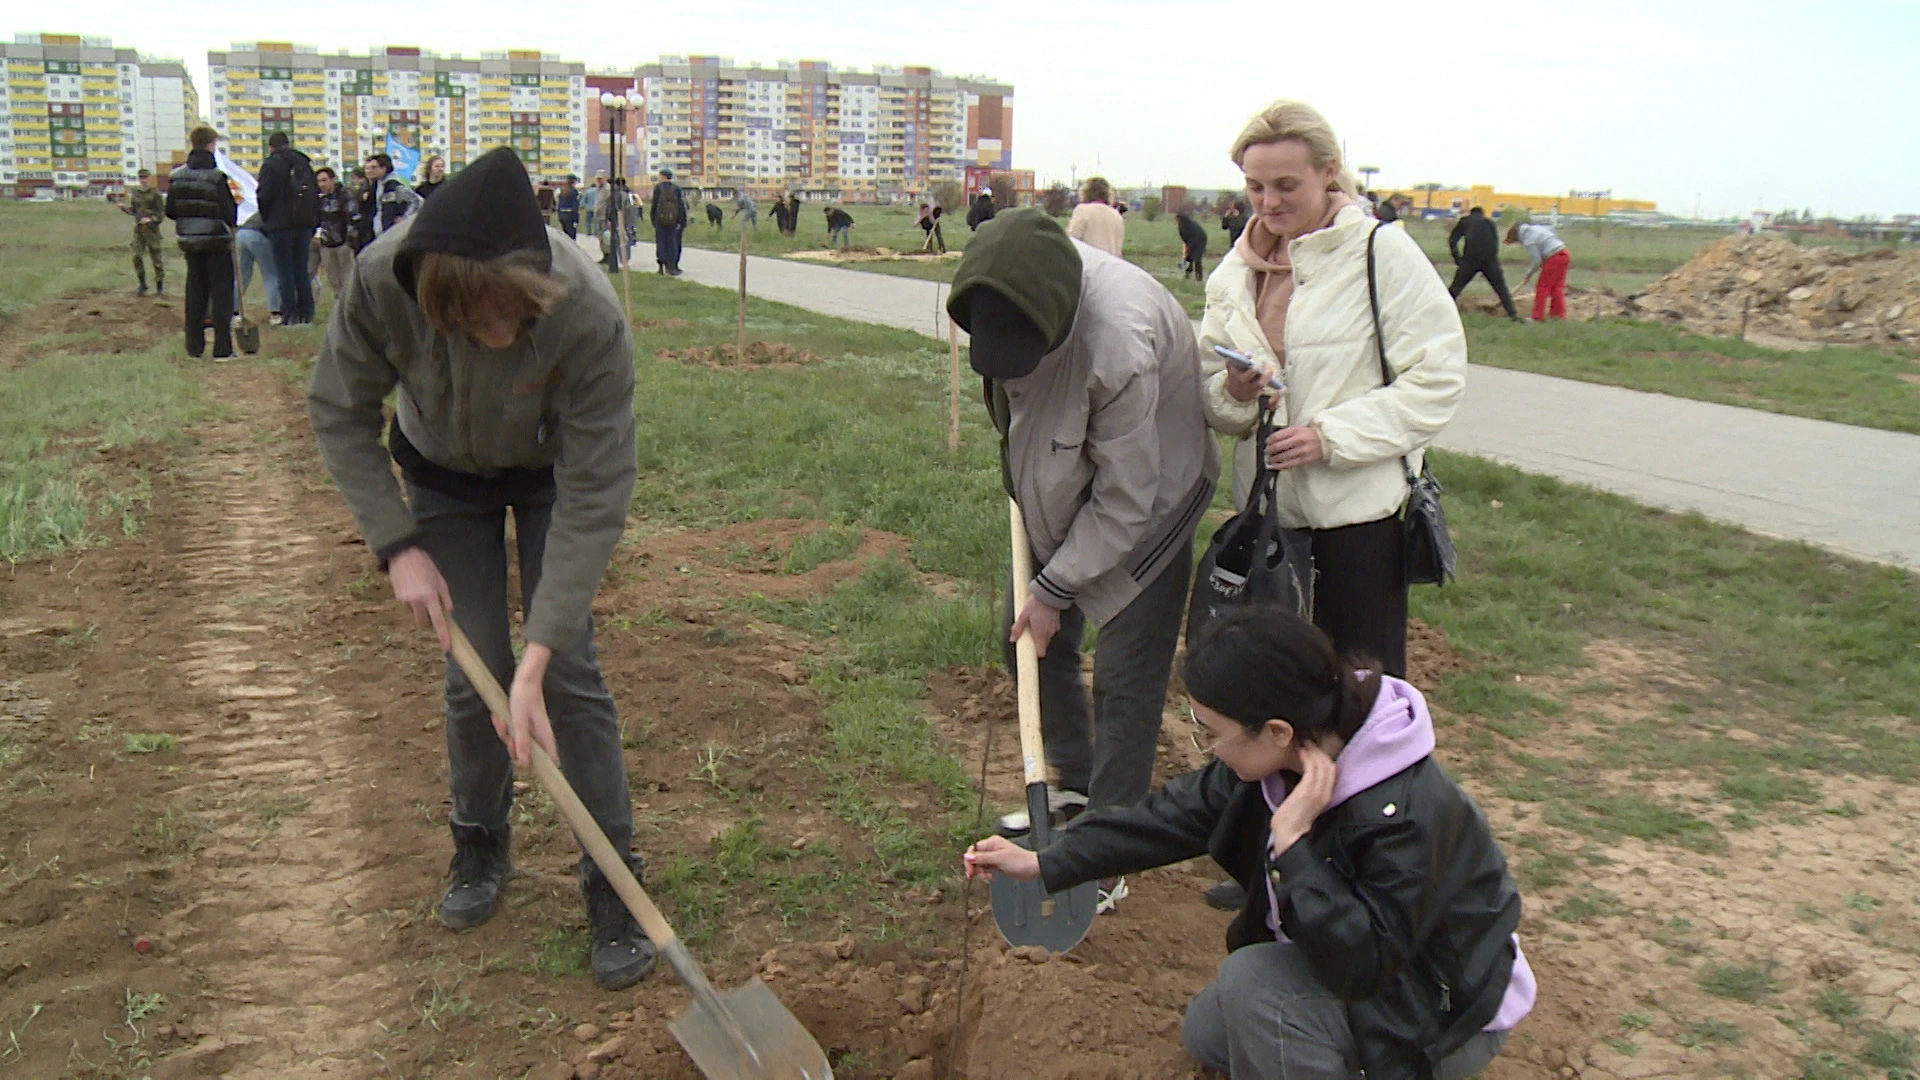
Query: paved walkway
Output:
[[604, 237, 1920, 571]]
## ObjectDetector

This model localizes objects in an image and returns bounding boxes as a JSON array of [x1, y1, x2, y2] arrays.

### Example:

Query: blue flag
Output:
[[386, 134, 421, 183]]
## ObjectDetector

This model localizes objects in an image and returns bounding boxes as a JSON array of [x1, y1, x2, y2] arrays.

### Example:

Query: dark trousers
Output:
[[1447, 257, 1518, 319], [655, 223, 684, 270], [181, 249, 234, 358], [1002, 552, 1193, 810], [268, 228, 315, 324], [1310, 515, 1408, 678], [558, 210, 578, 240], [1184, 244, 1207, 281], [407, 481, 635, 859]]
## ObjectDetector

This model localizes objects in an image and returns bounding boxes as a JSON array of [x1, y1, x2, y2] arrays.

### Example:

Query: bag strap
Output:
[[1365, 224, 1418, 488]]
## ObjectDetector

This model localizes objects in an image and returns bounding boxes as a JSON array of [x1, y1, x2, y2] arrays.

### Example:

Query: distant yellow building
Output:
[[1387, 184, 1655, 217]]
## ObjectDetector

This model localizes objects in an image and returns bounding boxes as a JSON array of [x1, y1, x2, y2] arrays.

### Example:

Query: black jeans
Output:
[[1310, 515, 1408, 678], [181, 249, 235, 358], [558, 210, 579, 239], [1447, 257, 1518, 319], [407, 481, 634, 858], [1002, 553, 1193, 810], [268, 227, 315, 323]]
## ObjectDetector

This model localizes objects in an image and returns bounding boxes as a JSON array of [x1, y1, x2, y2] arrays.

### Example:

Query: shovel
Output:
[[445, 623, 832, 1080], [989, 499, 1100, 954]]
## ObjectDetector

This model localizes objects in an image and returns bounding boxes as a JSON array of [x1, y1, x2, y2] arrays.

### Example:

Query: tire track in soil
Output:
[[154, 369, 405, 1077]]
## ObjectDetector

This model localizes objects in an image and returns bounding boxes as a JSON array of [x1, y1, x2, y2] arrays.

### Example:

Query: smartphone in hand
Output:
[[1212, 344, 1284, 393]]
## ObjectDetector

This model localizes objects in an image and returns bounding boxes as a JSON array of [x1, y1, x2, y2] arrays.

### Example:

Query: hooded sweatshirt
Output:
[[308, 147, 637, 652], [1261, 676, 1536, 1032], [947, 209, 1217, 625], [1234, 192, 1351, 361]]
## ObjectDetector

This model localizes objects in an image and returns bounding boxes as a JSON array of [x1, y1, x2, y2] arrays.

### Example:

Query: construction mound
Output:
[[1454, 284, 1624, 323], [1626, 234, 1920, 348], [655, 341, 820, 367], [788, 246, 960, 263]]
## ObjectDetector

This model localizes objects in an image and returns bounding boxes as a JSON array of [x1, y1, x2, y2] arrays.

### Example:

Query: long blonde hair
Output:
[[1229, 100, 1357, 197]]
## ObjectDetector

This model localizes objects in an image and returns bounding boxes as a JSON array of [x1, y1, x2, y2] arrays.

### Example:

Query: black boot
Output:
[[580, 855, 659, 991], [436, 822, 511, 930], [1204, 878, 1247, 911]]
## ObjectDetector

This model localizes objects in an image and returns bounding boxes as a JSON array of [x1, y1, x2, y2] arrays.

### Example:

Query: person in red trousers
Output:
[[1506, 221, 1570, 320]]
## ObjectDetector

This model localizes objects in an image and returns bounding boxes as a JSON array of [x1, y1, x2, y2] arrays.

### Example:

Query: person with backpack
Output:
[[164, 125, 237, 359], [257, 131, 319, 324], [1447, 208, 1520, 320], [313, 167, 358, 301], [307, 146, 656, 994], [648, 168, 687, 275], [965, 604, 1532, 1080], [946, 208, 1219, 914]]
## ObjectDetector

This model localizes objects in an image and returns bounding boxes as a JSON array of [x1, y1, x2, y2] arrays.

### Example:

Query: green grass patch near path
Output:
[[0, 201, 140, 321], [0, 341, 212, 560], [1463, 313, 1920, 434]]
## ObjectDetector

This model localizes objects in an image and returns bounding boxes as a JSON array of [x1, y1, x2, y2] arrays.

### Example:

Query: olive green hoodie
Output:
[[949, 209, 1219, 626]]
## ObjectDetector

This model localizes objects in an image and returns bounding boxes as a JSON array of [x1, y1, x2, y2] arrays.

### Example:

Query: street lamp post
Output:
[[599, 89, 644, 320]]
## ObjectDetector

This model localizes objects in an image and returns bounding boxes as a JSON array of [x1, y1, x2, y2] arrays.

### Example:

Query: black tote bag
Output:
[[1186, 407, 1314, 643]]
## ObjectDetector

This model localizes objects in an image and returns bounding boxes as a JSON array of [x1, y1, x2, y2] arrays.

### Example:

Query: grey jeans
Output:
[[1182, 943, 1509, 1080], [408, 482, 634, 858], [1001, 552, 1192, 811]]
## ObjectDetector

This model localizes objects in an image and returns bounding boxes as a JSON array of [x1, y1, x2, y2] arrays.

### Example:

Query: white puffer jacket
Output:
[[1198, 205, 1466, 528]]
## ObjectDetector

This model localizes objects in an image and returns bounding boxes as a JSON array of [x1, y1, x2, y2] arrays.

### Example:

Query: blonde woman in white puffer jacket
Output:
[[1198, 100, 1466, 679]]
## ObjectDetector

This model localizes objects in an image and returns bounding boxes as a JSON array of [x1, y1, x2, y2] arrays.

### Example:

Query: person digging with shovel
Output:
[[947, 207, 1219, 914], [308, 146, 657, 992], [966, 606, 1534, 1080]]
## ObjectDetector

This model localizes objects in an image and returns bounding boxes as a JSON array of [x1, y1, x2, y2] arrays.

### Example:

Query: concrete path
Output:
[[604, 237, 1920, 571]]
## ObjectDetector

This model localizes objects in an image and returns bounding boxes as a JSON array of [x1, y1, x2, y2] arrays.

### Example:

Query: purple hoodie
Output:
[[1259, 675, 1536, 1032]]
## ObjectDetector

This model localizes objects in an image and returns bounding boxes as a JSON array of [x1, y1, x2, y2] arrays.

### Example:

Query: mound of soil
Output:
[[655, 342, 820, 367], [1456, 283, 1628, 323], [788, 247, 960, 264], [1627, 234, 1920, 347]]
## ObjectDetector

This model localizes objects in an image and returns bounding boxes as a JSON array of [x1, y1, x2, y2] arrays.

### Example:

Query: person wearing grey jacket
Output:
[[307, 147, 655, 993], [947, 208, 1220, 912]]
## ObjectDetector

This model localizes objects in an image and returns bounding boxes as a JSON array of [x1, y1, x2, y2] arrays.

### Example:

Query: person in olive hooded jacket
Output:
[[307, 147, 654, 992], [946, 208, 1218, 911]]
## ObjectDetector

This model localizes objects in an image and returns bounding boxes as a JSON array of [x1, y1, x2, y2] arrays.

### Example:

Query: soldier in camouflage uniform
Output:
[[123, 169, 167, 296]]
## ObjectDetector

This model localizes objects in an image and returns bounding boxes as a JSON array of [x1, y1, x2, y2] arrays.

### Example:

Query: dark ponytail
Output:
[[1183, 606, 1383, 744]]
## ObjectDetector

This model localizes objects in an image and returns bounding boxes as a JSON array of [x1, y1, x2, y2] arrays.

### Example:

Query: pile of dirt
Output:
[[1627, 234, 1920, 347], [655, 341, 820, 367], [789, 247, 960, 264]]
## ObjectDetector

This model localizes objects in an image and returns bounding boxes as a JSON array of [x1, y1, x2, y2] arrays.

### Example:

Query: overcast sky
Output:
[[56, 0, 1918, 219]]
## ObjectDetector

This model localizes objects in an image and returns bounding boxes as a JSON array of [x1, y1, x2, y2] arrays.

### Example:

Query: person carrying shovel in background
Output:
[[307, 146, 657, 992], [946, 207, 1219, 914]]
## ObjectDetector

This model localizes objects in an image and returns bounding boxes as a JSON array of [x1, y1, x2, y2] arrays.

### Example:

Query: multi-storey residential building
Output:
[[2, 33, 199, 195], [608, 56, 1011, 199], [208, 44, 587, 180]]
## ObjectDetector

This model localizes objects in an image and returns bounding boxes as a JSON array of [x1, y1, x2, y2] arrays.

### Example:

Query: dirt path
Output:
[[147, 367, 408, 1075]]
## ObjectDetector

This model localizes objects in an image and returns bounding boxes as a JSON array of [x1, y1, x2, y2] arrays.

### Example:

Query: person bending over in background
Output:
[[1508, 220, 1570, 321], [1447, 207, 1519, 320]]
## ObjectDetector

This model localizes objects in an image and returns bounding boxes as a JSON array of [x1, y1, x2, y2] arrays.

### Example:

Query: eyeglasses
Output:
[[1187, 704, 1250, 757]]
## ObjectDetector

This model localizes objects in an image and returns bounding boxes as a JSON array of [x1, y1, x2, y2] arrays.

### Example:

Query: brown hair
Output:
[[189, 125, 218, 151], [1229, 100, 1357, 197], [1080, 176, 1113, 205], [412, 250, 568, 335], [1504, 223, 1522, 243]]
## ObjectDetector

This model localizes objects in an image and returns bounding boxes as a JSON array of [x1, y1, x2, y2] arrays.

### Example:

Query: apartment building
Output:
[[208, 44, 587, 180], [2, 33, 199, 195], [610, 56, 1012, 199]]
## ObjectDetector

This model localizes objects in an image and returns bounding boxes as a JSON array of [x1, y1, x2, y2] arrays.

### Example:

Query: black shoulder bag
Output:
[[1366, 224, 1457, 586], [1186, 406, 1315, 643]]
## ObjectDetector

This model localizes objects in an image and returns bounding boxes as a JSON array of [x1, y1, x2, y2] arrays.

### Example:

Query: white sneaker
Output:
[[995, 789, 1088, 836], [1095, 877, 1129, 915]]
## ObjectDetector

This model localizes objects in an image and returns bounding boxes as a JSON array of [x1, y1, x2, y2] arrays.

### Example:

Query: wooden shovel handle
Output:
[[1008, 499, 1046, 786], [445, 624, 679, 950]]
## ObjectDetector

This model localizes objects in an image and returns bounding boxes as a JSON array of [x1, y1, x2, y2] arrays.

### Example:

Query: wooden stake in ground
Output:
[[948, 317, 962, 453], [619, 245, 635, 329], [736, 223, 749, 363]]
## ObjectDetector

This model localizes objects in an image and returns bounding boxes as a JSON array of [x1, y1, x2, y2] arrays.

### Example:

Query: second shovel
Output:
[[989, 497, 1099, 954]]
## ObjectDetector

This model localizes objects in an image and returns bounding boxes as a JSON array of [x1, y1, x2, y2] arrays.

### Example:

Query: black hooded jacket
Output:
[[1176, 212, 1207, 255], [1449, 212, 1500, 263], [1038, 755, 1522, 1080], [257, 145, 318, 232], [165, 150, 237, 254], [967, 192, 996, 230]]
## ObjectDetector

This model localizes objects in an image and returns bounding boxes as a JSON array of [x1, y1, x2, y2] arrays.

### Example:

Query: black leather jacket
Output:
[[165, 151, 236, 255], [1037, 757, 1521, 1080]]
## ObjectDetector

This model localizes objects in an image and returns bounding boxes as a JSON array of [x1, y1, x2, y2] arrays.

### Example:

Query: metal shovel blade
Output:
[[669, 972, 834, 1080], [988, 785, 1098, 953]]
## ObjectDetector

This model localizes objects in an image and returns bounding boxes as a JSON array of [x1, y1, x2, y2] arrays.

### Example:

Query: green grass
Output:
[[0, 201, 134, 320], [123, 733, 176, 755], [1698, 963, 1780, 1002], [1461, 314, 1920, 434]]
